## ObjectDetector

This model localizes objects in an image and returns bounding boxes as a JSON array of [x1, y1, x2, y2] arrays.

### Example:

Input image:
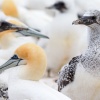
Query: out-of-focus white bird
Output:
[[1, 0, 53, 31], [0, 43, 71, 100], [38, 0, 88, 77]]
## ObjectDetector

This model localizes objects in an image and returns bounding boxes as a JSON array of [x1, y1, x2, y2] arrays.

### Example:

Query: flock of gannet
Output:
[[0, 0, 100, 100]]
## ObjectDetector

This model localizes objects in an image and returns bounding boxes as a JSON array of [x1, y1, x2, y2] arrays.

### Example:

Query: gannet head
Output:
[[72, 10, 100, 27], [0, 43, 47, 80], [0, 12, 49, 39]]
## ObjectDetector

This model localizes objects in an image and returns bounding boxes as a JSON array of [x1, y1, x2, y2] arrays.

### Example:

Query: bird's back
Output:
[[8, 80, 71, 100]]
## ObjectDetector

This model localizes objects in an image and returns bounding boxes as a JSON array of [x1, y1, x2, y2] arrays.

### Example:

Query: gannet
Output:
[[0, 12, 48, 100], [38, 0, 88, 77], [58, 10, 100, 100], [0, 43, 71, 100]]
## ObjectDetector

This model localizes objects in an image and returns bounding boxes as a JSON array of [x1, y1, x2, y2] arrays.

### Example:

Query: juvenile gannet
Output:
[[0, 43, 71, 100], [58, 10, 100, 100], [38, 0, 88, 77]]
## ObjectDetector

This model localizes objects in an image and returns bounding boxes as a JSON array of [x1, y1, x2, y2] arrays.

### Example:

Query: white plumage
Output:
[[38, 0, 88, 76]]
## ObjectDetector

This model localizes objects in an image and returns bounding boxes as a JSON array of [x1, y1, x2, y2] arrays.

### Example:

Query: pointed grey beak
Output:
[[72, 19, 83, 25], [72, 16, 97, 25], [0, 21, 49, 39], [17, 27, 49, 39], [0, 55, 23, 72]]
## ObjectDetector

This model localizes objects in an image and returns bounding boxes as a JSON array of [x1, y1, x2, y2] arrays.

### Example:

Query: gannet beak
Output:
[[17, 27, 49, 39], [0, 55, 24, 71], [72, 19, 83, 25], [72, 16, 97, 25], [0, 21, 27, 32], [0, 21, 49, 39]]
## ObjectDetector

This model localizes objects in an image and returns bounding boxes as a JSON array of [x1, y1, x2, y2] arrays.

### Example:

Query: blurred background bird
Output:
[[38, 0, 88, 77]]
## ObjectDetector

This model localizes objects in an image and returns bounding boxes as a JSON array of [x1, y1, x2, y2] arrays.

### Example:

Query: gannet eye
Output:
[[0, 21, 9, 28], [11, 55, 19, 59], [91, 16, 96, 20]]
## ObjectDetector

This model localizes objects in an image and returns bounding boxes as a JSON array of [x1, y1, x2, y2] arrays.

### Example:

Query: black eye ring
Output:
[[11, 55, 19, 59]]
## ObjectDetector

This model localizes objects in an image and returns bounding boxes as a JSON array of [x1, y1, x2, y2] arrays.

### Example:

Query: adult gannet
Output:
[[0, 12, 48, 99], [58, 10, 100, 100], [0, 43, 71, 100], [38, 0, 88, 77]]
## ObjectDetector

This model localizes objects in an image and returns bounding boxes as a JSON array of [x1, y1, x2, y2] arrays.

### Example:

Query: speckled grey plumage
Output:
[[58, 55, 81, 91], [58, 10, 100, 92], [0, 87, 9, 100]]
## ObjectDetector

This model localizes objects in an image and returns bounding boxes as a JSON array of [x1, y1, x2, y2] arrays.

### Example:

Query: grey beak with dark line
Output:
[[18, 27, 49, 39], [0, 55, 23, 72], [72, 16, 97, 25], [0, 21, 49, 39]]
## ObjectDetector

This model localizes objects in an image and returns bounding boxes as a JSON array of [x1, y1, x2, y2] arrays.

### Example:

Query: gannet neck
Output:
[[88, 25, 100, 48], [16, 43, 47, 81], [0, 31, 16, 49], [81, 25, 100, 76]]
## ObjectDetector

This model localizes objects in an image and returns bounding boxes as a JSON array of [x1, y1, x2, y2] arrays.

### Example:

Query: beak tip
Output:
[[72, 20, 80, 25], [44, 36, 49, 39], [72, 22, 75, 25]]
